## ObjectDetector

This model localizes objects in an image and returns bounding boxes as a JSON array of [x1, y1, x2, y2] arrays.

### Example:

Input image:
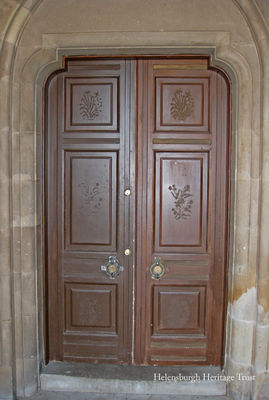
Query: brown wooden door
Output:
[[135, 59, 229, 365], [46, 59, 136, 363], [46, 57, 229, 365]]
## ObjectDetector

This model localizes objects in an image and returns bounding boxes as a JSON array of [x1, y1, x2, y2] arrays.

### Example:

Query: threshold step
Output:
[[41, 362, 226, 396]]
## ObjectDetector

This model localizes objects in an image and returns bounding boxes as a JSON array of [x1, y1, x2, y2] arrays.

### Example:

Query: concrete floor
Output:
[[18, 392, 230, 400]]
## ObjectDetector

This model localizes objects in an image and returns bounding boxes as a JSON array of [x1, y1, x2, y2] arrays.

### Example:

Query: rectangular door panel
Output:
[[65, 282, 117, 333], [155, 76, 209, 132], [155, 151, 208, 252], [152, 285, 206, 335], [64, 151, 117, 251], [64, 76, 119, 132]]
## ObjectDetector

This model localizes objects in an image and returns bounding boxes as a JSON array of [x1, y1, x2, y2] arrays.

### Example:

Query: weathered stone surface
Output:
[[0, 41, 14, 79], [22, 314, 37, 359], [20, 133, 35, 179], [230, 287, 256, 322], [21, 226, 37, 273], [256, 373, 269, 400], [13, 272, 23, 358], [230, 318, 255, 365], [5, 6, 29, 45], [0, 366, 13, 399], [255, 323, 269, 373], [1, 321, 13, 365], [0, 0, 19, 42], [226, 358, 254, 400], [0, 274, 12, 322], [22, 272, 36, 316], [23, 357, 38, 397]]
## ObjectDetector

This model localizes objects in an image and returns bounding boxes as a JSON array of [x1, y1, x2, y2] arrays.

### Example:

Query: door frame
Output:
[[43, 53, 231, 367]]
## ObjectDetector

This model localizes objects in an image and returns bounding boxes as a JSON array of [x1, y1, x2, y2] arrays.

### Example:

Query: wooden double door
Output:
[[46, 57, 229, 365]]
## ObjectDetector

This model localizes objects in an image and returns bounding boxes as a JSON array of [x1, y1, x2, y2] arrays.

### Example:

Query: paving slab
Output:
[[42, 362, 222, 381], [40, 362, 227, 396], [18, 391, 230, 400]]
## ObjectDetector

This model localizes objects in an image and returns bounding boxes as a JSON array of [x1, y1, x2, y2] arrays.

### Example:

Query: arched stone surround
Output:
[[0, 1, 268, 399]]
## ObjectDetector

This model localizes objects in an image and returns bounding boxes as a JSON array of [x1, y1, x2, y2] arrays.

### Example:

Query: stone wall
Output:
[[0, 0, 268, 399]]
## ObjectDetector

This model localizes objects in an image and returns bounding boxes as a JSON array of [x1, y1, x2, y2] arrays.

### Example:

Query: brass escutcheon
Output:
[[149, 257, 166, 280]]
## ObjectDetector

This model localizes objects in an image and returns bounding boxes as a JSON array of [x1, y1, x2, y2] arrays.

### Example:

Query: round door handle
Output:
[[101, 256, 124, 279], [124, 248, 131, 256], [148, 257, 167, 280]]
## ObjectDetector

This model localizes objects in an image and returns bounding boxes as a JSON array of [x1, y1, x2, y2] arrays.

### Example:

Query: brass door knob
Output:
[[124, 248, 131, 256]]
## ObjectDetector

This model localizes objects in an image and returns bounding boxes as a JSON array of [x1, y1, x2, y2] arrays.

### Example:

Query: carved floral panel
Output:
[[155, 77, 209, 132], [64, 77, 119, 132], [168, 184, 193, 220], [154, 152, 208, 252]]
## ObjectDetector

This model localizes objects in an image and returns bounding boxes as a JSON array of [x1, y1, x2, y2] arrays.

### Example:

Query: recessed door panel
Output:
[[65, 151, 117, 251], [65, 283, 117, 333], [64, 76, 118, 132], [155, 77, 209, 132], [152, 285, 206, 335], [155, 152, 208, 252]]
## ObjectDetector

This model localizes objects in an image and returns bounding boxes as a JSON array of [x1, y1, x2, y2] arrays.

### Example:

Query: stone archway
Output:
[[0, 1, 268, 399]]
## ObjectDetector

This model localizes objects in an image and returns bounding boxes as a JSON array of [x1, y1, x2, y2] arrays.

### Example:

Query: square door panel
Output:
[[64, 77, 118, 132], [64, 151, 117, 252], [155, 77, 209, 132], [152, 285, 206, 335], [154, 152, 208, 253], [65, 283, 117, 334]]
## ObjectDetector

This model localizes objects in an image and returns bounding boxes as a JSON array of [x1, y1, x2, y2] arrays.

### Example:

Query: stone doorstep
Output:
[[40, 362, 227, 396]]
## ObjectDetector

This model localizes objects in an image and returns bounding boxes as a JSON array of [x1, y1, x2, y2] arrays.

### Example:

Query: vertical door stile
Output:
[[122, 59, 129, 361], [58, 74, 64, 360], [118, 59, 125, 360], [134, 59, 141, 364], [135, 59, 149, 364], [129, 60, 137, 363], [46, 73, 59, 361]]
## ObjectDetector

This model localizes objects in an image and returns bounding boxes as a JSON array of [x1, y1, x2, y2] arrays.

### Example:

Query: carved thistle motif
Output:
[[168, 184, 193, 220], [79, 91, 102, 120], [170, 89, 194, 121], [78, 182, 104, 215]]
